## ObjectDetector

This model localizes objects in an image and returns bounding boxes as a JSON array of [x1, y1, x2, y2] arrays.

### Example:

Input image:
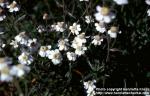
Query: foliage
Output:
[[0, 0, 150, 96]]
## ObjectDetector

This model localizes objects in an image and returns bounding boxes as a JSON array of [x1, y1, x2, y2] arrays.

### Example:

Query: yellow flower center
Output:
[[53, 53, 60, 59], [1, 67, 9, 74], [95, 35, 100, 40], [22, 55, 28, 61], [72, 26, 77, 31], [110, 26, 118, 33], [101, 7, 110, 16], [41, 46, 48, 51]]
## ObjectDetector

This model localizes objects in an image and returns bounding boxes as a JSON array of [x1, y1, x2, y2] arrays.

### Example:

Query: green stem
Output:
[[13, 78, 23, 96]]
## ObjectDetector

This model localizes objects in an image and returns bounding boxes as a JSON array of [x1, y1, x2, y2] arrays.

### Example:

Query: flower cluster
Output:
[[0, 1, 20, 21], [6, 1, 122, 70], [71, 32, 87, 56], [0, 57, 30, 82], [85, 15, 94, 24], [51, 22, 67, 32], [39, 45, 51, 57], [94, 6, 116, 23], [1, 0, 124, 83], [69, 23, 81, 35], [94, 4, 121, 39], [1, 31, 41, 82], [39, 46, 63, 65], [10, 32, 40, 52], [83, 80, 96, 96], [66, 52, 77, 61], [58, 39, 69, 51], [1, 0, 149, 95], [92, 35, 103, 46]]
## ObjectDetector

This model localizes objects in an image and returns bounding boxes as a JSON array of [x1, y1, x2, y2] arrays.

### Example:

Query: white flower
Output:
[[51, 22, 67, 32], [0, 8, 6, 21], [146, 0, 150, 5], [0, 66, 13, 82], [15, 32, 29, 45], [85, 16, 94, 24], [0, 57, 31, 82], [69, 23, 81, 35], [0, 57, 13, 82], [66, 52, 77, 61], [147, 9, 150, 16], [113, 0, 128, 5], [27, 38, 40, 52], [47, 49, 62, 65], [72, 33, 86, 48], [95, 22, 106, 33], [55, 22, 67, 32], [94, 6, 115, 23], [10, 64, 30, 77], [10, 40, 19, 48], [92, 35, 103, 46], [18, 52, 33, 65], [71, 33, 87, 56], [58, 39, 69, 51], [108, 26, 119, 38], [84, 80, 96, 96], [39, 45, 51, 57], [7, 1, 20, 12], [75, 45, 87, 56]]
